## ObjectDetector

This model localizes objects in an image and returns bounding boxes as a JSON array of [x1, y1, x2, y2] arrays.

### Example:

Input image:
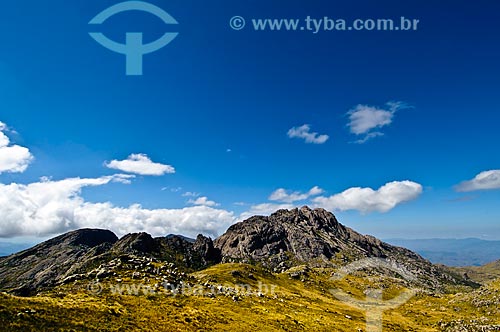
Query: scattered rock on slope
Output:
[[215, 206, 476, 290], [0, 229, 117, 295]]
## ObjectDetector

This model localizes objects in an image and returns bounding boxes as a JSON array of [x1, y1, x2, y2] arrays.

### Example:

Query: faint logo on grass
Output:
[[87, 281, 104, 295], [86, 281, 277, 298], [89, 1, 179, 76], [329, 258, 417, 332]]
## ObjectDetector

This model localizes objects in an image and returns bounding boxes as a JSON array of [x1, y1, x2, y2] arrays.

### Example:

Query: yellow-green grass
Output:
[[452, 260, 500, 283], [0, 263, 499, 331]]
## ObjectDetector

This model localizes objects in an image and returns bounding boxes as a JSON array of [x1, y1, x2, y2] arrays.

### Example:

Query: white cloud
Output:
[[0, 122, 34, 174], [455, 170, 500, 192], [353, 132, 384, 144], [312, 180, 422, 214], [269, 186, 324, 203], [238, 202, 295, 221], [287, 124, 329, 144], [182, 191, 200, 197], [105, 154, 175, 176], [188, 196, 219, 207], [348, 105, 393, 135], [0, 175, 234, 239], [347, 101, 409, 143]]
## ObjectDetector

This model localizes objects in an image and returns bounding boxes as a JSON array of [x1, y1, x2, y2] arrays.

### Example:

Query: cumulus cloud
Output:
[[455, 170, 500, 192], [0, 175, 234, 239], [312, 180, 423, 214], [182, 192, 200, 197], [188, 196, 219, 207], [238, 202, 295, 221], [105, 154, 175, 176], [347, 101, 409, 143], [0, 121, 34, 174], [269, 186, 324, 203], [287, 124, 329, 144]]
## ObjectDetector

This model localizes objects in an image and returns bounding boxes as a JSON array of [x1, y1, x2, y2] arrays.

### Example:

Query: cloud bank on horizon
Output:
[[0, 172, 423, 239], [312, 181, 423, 214], [0, 120, 496, 240]]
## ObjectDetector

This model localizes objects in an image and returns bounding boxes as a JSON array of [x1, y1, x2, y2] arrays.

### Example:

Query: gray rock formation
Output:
[[0, 229, 219, 295], [215, 206, 476, 289], [0, 229, 117, 295], [215, 206, 388, 262], [0, 206, 477, 295]]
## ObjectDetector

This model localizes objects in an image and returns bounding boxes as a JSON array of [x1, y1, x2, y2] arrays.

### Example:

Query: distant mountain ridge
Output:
[[0, 207, 477, 295], [0, 230, 219, 296], [385, 238, 500, 266]]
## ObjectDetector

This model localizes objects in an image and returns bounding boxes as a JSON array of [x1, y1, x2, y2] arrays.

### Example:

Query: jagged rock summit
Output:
[[0, 229, 219, 295], [215, 206, 473, 288], [215, 206, 389, 263], [0, 207, 476, 295], [0, 229, 118, 295]]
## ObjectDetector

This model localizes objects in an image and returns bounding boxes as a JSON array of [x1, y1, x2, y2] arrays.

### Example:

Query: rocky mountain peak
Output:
[[112, 232, 158, 254], [0, 209, 476, 296], [0, 229, 118, 295], [269, 206, 342, 231], [215, 207, 474, 289], [215, 207, 352, 266], [41, 228, 118, 249], [0, 229, 221, 295]]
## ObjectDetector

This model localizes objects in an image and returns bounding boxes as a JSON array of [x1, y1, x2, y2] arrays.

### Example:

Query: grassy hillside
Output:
[[452, 260, 500, 284], [1, 263, 499, 331]]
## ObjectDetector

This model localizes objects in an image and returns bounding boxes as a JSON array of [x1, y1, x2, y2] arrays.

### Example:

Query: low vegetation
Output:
[[1, 262, 499, 331]]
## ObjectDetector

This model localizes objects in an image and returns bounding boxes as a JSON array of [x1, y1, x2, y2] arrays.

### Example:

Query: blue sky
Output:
[[0, 0, 499, 243]]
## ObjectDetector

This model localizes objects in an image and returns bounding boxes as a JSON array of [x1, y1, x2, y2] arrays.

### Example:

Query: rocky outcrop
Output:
[[193, 234, 222, 266], [0, 207, 478, 296], [112, 232, 159, 254], [215, 206, 476, 290], [155, 235, 221, 269], [215, 207, 399, 263], [0, 229, 220, 296], [0, 229, 118, 295]]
